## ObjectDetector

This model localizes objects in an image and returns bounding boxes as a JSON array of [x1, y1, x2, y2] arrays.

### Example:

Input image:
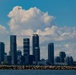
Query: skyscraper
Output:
[[23, 38, 30, 64], [48, 43, 54, 65], [32, 34, 40, 64], [0, 42, 5, 64], [23, 38, 30, 57], [10, 35, 17, 64]]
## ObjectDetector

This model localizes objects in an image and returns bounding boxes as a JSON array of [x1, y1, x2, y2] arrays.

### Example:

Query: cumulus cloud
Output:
[[0, 25, 8, 35], [8, 6, 55, 35], [7, 6, 76, 60], [0, 25, 9, 42]]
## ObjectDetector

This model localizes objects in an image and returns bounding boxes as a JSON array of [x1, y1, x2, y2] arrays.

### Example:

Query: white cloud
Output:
[[8, 6, 55, 35], [0, 25, 8, 35], [21, 29, 33, 36]]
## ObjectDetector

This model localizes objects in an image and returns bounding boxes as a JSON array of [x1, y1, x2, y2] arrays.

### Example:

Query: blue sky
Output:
[[0, 0, 76, 29], [0, 0, 76, 60]]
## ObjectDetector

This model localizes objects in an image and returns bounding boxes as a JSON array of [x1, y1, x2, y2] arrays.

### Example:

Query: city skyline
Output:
[[0, 34, 75, 61], [0, 34, 74, 66], [0, 0, 76, 60]]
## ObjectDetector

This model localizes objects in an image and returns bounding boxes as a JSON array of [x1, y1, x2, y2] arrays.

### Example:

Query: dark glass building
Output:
[[48, 43, 54, 65], [0, 42, 5, 64], [10, 35, 17, 64], [23, 38, 30, 57], [23, 38, 30, 65], [17, 50, 22, 56], [4, 55, 11, 65], [65, 56, 74, 66], [23, 38, 30, 64], [32, 34, 40, 64], [28, 55, 35, 65], [21, 56, 25, 65], [59, 51, 66, 63], [17, 50, 22, 64], [55, 56, 60, 63]]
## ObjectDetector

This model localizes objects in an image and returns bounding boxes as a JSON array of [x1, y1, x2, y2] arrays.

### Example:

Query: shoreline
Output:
[[0, 65, 76, 70]]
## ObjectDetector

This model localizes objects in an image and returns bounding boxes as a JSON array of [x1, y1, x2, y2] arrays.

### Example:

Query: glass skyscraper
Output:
[[23, 38, 30, 64], [48, 43, 54, 65], [0, 42, 5, 64], [10, 35, 17, 64], [32, 34, 40, 64], [23, 38, 30, 57]]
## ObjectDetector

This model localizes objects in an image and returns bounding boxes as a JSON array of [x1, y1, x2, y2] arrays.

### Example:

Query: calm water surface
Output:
[[0, 70, 76, 75]]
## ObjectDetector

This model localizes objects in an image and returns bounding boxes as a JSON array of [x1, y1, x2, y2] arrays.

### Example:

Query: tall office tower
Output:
[[48, 43, 54, 65], [23, 38, 30, 57], [0, 42, 5, 64], [10, 35, 17, 64], [59, 51, 66, 63], [32, 34, 40, 64], [23, 38, 30, 64]]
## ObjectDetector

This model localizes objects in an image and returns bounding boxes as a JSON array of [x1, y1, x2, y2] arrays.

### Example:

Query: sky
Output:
[[0, 0, 76, 60]]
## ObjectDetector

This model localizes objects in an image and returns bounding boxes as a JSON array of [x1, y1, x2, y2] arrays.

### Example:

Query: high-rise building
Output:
[[59, 51, 66, 63], [48, 43, 54, 65], [23, 38, 30, 64], [10, 35, 17, 64], [32, 34, 40, 64], [0, 42, 5, 64], [23, 38, 30, 57]]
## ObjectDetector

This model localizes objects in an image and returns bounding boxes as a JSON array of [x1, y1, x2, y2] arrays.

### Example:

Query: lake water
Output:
[[0, 70, 76, 75]]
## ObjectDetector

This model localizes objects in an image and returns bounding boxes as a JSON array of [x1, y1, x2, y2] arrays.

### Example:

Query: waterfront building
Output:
[[59, 51, 66, 63], [4, 55, 11, 65], [21, 55, 25, 65], [54, 56, 67, 66], [65, 56, 74, 66], [32, 34, 40, 64], [55, 56, 60, 63], [48, 43, 54, 65], [23, 38, 30, 64], [23, 38, 30, 57], [29, 55, 35, 65], [10, 35, 17, 64], [0, 42, 5, 64], [38, 59, 46, 66], [17, 50, 22, 64]]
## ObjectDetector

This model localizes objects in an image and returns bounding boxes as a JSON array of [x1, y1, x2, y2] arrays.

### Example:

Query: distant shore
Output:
[[0, 65, 76, 70]]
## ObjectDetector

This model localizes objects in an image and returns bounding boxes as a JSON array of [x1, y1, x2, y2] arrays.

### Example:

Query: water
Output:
[[0, 70, 76, 75]]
